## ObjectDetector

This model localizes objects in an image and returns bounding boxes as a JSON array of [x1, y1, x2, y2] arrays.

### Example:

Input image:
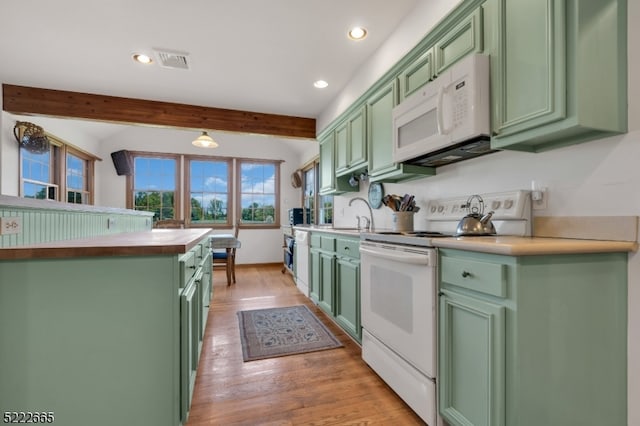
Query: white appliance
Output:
[[360, 242, 439, 426], [359, 190, 531, 426], [294, 229, 310, 296], [392, 53, 492, 168]]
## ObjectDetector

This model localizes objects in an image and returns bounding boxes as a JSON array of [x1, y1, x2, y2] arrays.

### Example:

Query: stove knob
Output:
[[437, 205, 444, 213], [430, 206, 437, 213], [491, 201, 501, 210], [504, 199, 514, 209]]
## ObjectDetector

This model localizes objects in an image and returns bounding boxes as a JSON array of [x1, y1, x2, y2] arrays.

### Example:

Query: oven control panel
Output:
[[425, 190, 531, 221]]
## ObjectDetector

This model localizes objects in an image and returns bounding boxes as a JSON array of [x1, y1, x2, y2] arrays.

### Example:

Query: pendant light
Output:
[[192, 131, 219, 148]]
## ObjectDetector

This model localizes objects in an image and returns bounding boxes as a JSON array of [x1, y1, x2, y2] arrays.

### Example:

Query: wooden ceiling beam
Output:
[[2, 84, 317, 139]]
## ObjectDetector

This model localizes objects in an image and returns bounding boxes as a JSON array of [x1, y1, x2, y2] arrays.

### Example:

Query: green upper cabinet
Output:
[[398, 48, 435, 101], [490, 0, 627, 152], [367, 80, 436, 183], [398, 6, 483, 102], [335, 106, 367, 177], [434, 7, 484, 75], [318, 132, 356, 195], [367, 80, 397, 178]]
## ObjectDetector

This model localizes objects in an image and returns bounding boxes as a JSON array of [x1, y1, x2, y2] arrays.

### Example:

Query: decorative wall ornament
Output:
[[13, 121, 50, 154]]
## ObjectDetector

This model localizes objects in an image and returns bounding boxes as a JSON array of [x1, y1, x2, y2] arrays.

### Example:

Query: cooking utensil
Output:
[[454, 195, 497, 236]]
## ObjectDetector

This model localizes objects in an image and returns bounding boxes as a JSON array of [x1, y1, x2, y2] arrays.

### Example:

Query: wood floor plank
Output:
[[186, 264, 425, 425]]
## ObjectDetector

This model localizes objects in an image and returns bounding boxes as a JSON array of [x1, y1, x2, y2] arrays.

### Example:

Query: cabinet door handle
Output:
[[461, 271, 472, 278]]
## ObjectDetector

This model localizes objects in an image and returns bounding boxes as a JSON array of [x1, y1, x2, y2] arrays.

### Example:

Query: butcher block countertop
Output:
[[431, 236, 638, 256], [0, 229, 212, 260]]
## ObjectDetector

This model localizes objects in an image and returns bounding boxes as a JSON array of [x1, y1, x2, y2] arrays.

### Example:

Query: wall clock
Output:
[[368, 182, 384, 209]]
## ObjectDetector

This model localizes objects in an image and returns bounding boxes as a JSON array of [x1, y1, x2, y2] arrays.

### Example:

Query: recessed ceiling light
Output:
[[314, 80, 329, 89], [348, 27, 368, 41], [132, 53, 153, 64]]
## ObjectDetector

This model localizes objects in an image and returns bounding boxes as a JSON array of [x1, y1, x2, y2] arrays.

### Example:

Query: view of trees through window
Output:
[[20, 136, 95, 204], [189, 159, 229, 224], [132, 157, 177, 220], [66, 153, 88, 204], [239, 161, 278, 224]]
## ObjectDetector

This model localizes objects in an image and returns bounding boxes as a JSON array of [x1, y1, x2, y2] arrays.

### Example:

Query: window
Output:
[[21, 144, 58, 200], [303, 166, 315, 224], [20, 133, 96, 204], [302, 160, 332, 225], [65, 150, 93, 204], [186, 158, 231, 225], [237, 160, 281, 227], [128, 154, 180, 220]]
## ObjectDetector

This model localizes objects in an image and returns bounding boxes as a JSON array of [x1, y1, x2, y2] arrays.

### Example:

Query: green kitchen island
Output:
[[0, 229, 212, 426]]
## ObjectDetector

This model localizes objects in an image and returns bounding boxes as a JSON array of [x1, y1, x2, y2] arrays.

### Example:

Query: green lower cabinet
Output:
[[439, 290, 505, 426], [309, 247, 321, 303], [438, 248, 628, 426], [309, 233, 361, 343], [0, 236, 213, 426], [335, 256, 361, 342], [318, 251, 336, 315]]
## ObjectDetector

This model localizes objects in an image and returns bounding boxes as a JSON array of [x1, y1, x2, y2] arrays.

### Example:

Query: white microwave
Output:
[[392, 54, 493, 167]]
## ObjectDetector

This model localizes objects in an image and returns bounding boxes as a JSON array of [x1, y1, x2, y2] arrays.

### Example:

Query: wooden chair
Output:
[[153, 219, 185, 229], [212, 220, 241, 285]]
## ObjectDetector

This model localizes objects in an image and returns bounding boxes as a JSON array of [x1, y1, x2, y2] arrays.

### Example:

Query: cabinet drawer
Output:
[[441, 256, 506, 297], [336, 238, 359, 259], [311, 234, 321, 248], [179, 251, 197, 288], [320, 235, 336, 251]]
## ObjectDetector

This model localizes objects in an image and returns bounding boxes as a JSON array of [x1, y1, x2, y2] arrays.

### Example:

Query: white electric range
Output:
[[358, 190, 531, 426]]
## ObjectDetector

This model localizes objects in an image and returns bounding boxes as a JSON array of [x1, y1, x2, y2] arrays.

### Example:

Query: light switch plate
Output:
[[0, 217, 22, 235]]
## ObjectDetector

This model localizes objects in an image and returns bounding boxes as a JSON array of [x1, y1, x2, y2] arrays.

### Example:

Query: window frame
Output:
[[125, 151, 182, 220], [301, 158, 332, 225], [235, 158, 282, 229], [184, 155, 233, 229], [19, 132, 98, 204]]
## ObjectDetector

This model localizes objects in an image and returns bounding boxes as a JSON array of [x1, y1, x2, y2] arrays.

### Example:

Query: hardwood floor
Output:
[[186, 264, 426, 425]]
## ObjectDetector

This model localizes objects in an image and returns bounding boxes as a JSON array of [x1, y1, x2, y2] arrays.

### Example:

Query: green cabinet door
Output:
[[434, 7, 484, 75], [367, 80, 397, 178], [319, 133, 336, 194], [491, 0, 627, 151], [348, 107, 367, 172], [318, 251, 335, 315], [335, 106, 367, 177], [335, 256, 360, 342], [318, 127, 358, 195], [492, 0, 566, 140], [309, 247, 321, 303], [439, 289, 506, 426], [398, 48, 435, 101], [335, 120, 349, 174]]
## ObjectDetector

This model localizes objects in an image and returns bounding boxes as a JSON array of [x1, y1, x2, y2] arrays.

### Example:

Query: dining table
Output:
[[209, 233, 241, 286]]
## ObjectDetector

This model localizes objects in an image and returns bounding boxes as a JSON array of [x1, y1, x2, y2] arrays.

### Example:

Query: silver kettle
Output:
[[455, 195, 497, 236]]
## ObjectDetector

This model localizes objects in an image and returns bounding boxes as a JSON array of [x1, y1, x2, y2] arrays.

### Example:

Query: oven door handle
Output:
[[360, 246, 431, 265]]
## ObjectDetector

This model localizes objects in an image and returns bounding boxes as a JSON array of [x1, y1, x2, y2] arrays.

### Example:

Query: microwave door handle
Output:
[[436, 86, 451, 135]]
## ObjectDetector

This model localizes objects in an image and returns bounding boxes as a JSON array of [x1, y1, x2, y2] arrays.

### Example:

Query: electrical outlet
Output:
[[0, 217, 22, 235], [107, 218, 117, 229], [531, 188, 548, 210]]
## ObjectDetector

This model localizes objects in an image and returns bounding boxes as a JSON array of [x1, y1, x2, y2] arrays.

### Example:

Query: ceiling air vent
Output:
[[154, 49, 190, 70]]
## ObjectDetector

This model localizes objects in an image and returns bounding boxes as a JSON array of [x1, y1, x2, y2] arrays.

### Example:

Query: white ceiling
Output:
[[0, 0, 419, 123]]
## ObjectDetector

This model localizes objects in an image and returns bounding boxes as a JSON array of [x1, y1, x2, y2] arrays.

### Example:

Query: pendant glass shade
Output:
[[192, 131, 218, 148]]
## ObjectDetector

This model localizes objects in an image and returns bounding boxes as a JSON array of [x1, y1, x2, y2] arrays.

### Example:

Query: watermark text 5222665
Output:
[[3, 412, 55, 423]]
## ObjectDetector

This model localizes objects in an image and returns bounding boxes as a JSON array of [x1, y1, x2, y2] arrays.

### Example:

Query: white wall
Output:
[[0, 114, 313, 266], [94, 125, 311, 265], [325, 1, 639, 424]]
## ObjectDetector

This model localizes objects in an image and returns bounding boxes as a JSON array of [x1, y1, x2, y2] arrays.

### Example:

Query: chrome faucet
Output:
[[349, 197, 374, 232]]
